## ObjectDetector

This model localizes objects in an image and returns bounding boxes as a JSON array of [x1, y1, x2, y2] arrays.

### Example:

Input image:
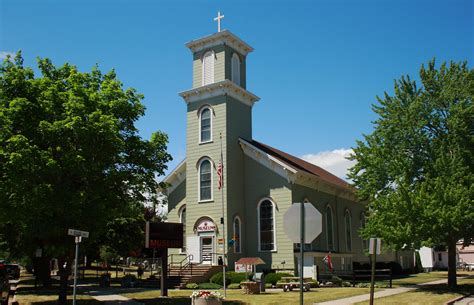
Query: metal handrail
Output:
[[167, 254, 194, 277]]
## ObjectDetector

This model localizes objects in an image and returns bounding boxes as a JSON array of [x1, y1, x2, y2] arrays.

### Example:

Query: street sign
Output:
[[283, 202, 322, 243], [68, 229, 89, 238], [369, 238, 381, 255]]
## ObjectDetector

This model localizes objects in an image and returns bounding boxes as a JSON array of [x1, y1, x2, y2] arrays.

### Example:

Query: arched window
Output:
[[202, 51, 214, 85], [199, 159, 212, 201], [326, 206, 334, 251], [258, 199, 276, 251], [360, 212, 368, 250], [180, 207, 186, 252], [233, 216, 241, 253], [231, 53, 241, 86], [199, 107, 212, 143], [345, 210, 352, 252]]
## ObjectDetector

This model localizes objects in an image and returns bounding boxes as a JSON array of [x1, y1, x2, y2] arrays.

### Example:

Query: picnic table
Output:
[[277, 277, 312, 292]]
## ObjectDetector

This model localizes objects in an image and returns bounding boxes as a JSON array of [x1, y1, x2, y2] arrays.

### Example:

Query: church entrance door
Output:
[[200, 236, 214, 265]]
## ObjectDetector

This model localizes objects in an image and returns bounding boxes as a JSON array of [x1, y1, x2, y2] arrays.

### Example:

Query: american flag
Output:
[[323, 253, 333, 272], [217, 160, 223, 190]]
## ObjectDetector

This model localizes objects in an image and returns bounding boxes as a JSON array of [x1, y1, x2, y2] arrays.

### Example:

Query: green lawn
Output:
[[121, 288, 380, 305], [354, 277, 474, 305]]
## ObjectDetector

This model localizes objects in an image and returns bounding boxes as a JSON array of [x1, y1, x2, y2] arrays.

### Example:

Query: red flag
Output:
[[323, 253, 333, 272], [217, 160, 223, 190]]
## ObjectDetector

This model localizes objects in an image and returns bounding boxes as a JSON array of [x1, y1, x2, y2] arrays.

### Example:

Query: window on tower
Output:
[[199, 159, 212, 201], [202, 51, 215, 85], [231, 53, 241, 86], [199, 107, 212, 143]]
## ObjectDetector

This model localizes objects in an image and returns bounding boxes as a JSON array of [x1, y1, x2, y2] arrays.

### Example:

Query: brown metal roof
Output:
[[246, 139, 351, 190], [235, 257, 266, 265]]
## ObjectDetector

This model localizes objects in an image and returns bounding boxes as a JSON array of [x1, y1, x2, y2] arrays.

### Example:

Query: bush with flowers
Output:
[[190, 290, 224, 302]]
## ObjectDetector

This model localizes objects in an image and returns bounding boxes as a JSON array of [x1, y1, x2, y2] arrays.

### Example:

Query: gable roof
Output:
[[245, 139, 351, 190]]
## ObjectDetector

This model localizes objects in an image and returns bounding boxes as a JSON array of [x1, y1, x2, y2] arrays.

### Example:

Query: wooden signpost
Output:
[[145, 222, 183, 296]]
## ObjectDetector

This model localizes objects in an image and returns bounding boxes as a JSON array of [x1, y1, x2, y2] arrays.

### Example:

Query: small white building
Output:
[[418, 247, 449, 271]]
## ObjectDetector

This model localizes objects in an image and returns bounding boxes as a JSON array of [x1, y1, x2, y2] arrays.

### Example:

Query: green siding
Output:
[[167, 179, 186, 256], [192, 44, 247, 89], [243, 156, 294, 271]]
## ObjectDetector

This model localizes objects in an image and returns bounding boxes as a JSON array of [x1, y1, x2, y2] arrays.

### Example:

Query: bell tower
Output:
[[179, 28, 259, 263]]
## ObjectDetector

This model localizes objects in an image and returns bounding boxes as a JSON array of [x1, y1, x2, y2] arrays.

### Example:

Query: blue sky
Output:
[[1, 0, 472, 178]]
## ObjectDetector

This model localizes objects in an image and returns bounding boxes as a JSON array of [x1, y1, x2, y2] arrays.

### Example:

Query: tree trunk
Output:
[[447, 240, 457, 288], [58, 257, 71, 305]]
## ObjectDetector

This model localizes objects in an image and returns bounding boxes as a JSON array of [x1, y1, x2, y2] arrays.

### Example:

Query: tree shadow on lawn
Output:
[[416, 282, 474, 296]]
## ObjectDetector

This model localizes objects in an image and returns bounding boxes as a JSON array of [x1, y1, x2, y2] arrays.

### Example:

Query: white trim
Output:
[[179, 80, 260, 107], [198, 158, 213, 203], [202, 51, 215, 86], [239, 138, 297, 183], [185, 30, 254, 56], [257, 198, 277, 252], [233, 215, 242, 253], [325, 205, 335, 251], [162, 160, 186, 194], [345, 209, 352, 252], [198, 106, 213, 144]]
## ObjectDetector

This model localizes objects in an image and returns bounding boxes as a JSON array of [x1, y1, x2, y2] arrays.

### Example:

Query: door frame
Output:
[[199, 234, 215, 265]]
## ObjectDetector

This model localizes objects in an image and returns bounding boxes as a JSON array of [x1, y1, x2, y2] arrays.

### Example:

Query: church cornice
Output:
[[179, 80, 260, 107], [161, 160, 186, 194], [185, 30, 254, 56]]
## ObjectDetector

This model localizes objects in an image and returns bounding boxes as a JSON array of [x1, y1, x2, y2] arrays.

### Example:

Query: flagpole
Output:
[[220, 132, 226, 297]]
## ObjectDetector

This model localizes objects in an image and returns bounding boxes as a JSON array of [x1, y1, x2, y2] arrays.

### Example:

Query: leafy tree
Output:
[[0, 53, 172, 303], [349, 60, 473, 288]]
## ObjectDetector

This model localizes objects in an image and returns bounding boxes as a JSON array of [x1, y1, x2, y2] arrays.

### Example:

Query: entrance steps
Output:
[[168, 264, 221, 288]]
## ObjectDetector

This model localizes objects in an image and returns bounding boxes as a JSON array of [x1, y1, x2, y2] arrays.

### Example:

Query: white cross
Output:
[[214, 11, 224, 32]]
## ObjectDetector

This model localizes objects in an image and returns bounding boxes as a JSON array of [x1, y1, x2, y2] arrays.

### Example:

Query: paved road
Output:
[[88, 290, 144, 305]]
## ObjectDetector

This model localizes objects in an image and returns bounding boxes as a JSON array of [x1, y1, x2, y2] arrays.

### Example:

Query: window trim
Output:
[[198, 106, 213, 144], [345, 209, 352, 252], [325, 205, 335, 251], [233, 215, 242, 253], [257, 198, 277, 252], [197, 158, 213, 203], [202, 50, 215, 86], [231, 53, 241, 86]]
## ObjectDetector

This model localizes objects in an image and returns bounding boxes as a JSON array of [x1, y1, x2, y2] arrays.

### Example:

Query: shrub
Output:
[[342, 281, 351, 287], [330, 275, 342, 287], [210, 271, 248, 286], [309, 280, 319, 288], [210, 272, 231, 286], [264, 283, 272, 288], [198, 282, 222, 289], [227, 283, 241, 289], [121, 274, 137, 288], [186, 283, 199, 289], [264, 272, 293, 285]]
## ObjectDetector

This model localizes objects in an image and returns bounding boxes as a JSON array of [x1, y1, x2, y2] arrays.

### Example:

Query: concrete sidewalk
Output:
[[88, 290, 144, 305], [314, 279, 453, 305]]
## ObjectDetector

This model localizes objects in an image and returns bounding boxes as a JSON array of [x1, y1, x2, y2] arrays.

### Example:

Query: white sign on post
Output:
[[283, 202, 322, 243], [68, 229, 89, 238], [369, 238, 381, 255]]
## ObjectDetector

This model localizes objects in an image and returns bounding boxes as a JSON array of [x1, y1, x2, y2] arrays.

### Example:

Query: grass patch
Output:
[[121, 287, 379, 305], [354, 278, 474, 305]]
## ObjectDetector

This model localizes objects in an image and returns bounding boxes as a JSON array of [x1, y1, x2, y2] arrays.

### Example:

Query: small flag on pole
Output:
[[323, 253, 333, 272], [217, 160, 223, 190]]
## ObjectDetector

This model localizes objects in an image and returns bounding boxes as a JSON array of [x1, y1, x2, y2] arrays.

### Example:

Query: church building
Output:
[[164, 26, 414, 277]]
